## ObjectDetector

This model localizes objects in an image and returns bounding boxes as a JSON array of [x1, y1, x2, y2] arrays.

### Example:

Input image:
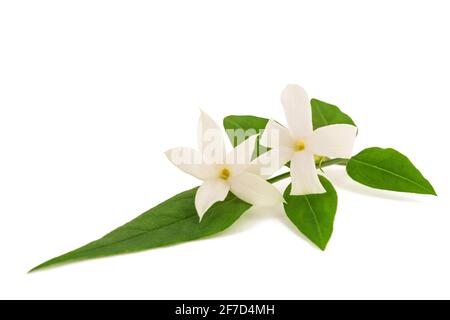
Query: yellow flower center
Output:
[[219, 168, 231, 180], [295, 139, 306, 152]]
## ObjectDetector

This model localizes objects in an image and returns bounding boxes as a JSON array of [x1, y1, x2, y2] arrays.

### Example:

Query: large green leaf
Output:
[[30, 188, 251, 272], [346, 147, 436, 195], [283, 176, 338, 250], [310, 98, 356, 129]]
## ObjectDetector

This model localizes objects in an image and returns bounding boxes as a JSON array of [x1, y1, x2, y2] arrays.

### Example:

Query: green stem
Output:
[[267, 158, 348, 184]]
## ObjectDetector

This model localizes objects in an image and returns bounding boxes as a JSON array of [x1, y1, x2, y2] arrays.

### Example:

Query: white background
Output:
[[1, 0, 449, 300]]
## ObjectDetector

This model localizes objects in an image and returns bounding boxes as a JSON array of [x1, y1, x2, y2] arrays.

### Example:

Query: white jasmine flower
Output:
[[166, 111, 284, 220], [261, 84, 357, 195]]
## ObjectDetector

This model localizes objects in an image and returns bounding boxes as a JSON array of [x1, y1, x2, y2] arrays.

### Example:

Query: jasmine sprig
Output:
[[30, 85, 435, 272]]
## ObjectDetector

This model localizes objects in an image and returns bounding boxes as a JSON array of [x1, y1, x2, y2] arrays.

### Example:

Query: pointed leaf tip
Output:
[[283, 176, 337, 250], [30, 188, 251, 271], [346, 147, 436, 195]]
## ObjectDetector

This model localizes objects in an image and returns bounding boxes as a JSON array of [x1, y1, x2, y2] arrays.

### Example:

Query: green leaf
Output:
[[30, 188, 251, 272], [223, 115, 269, 158], [346, 147, 436, 195], [310, 98, 356, 129], [223, 115, 269, 146], [283, 176, 338, 250]]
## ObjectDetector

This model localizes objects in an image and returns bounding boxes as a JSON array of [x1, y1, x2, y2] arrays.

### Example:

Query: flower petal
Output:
[[290, 151, 326, 195], [260, 119, 294, 149], [229, 172, 283, 206], [281, 84, 313, 139], [198, 110, 226, 164], [247, 147, 293, 179], [310, 124, 357, 159], [165, 147, 216, 180], [195, 179, 230, 220]]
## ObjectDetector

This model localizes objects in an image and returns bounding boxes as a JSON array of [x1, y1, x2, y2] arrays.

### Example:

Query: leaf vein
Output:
[[73, 196, 240, 255], [304, 196, 324, 245], [314, 106, 329, 126], [350, 158, 431, 192]]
